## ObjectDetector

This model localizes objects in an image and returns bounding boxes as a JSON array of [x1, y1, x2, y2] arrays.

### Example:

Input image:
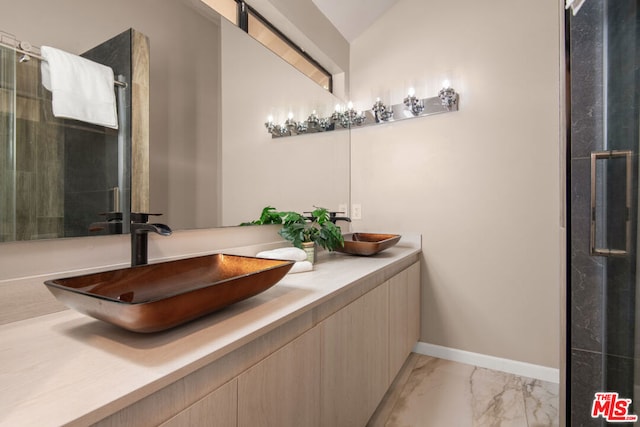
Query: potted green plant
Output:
[[241, 206, 284, 226], [242, 206, 344, 263]]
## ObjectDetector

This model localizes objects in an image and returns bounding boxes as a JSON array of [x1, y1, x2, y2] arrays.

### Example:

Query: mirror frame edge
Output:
[[131, 29, 150, 212]]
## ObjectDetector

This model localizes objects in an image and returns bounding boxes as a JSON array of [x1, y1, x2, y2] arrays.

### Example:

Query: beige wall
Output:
[[350, 0, 562, 368], [248, 0, 350, 80], [220, 20, 350, 226]]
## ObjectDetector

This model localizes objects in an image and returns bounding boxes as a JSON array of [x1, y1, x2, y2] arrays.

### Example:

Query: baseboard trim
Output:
[[413, 342, 560, 384]]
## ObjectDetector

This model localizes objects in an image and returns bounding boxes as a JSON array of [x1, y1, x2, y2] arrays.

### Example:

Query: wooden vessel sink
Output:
[[44, 254, 294, 333], [335, 233, 401, 256]]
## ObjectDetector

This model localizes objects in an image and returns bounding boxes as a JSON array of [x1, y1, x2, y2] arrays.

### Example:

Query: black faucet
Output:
[[329, 211, 351, 224], [130, 213, 172, 267]]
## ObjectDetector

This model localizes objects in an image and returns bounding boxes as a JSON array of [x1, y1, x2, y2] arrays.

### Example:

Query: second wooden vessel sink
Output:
[[335, 233, 401, 256], [44, 254, 294, 332]]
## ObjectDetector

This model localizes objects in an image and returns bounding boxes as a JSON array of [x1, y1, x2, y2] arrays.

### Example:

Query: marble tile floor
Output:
[[369, 353, 559, 427]]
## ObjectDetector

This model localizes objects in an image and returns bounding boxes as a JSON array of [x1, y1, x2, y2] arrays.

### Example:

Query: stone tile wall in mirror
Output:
[[0, 51, 64, 241]]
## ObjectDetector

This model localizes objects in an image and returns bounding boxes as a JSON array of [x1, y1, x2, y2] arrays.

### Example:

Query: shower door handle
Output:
[[590, 150, 633, 257]]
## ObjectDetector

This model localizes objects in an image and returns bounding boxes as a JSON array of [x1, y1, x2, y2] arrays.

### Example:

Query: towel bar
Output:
[[0, 37, 127, 88]]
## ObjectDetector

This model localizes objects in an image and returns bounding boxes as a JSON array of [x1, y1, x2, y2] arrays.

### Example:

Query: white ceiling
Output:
[[312, 0, 399, 42]]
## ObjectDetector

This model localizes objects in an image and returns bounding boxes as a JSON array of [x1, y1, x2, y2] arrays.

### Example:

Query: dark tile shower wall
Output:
[[64, 29, 132, 237], [2, 58, 66, 241], [569, 1, 640, 425], [63, 125, 119, 236], [17, 106, 65, 240]]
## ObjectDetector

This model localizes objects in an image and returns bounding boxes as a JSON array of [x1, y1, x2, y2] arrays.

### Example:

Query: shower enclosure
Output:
[[568, 0, 640, 424], [0, 30, 132, 242]]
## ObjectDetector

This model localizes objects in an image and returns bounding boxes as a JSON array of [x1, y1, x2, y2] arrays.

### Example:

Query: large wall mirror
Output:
[[0, 0, 350, 242]]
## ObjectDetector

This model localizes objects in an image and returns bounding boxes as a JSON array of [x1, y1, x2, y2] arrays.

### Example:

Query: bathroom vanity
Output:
[[0, 237, 420, 427]]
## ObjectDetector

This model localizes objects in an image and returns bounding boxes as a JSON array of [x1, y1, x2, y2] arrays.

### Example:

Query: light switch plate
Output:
[[352, 204, 362, 220]]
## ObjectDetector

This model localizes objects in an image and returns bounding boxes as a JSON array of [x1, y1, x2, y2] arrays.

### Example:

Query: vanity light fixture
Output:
[[305, 110, 331, 133], [265, 115, 275, 132], [265, 81, 459, 138], [264, 115, 278, 136], [328, 102, 365, 128], [331, 104, 345, 125], [344, 102, 366, 127], [372, 98, 393, 122], [352, 111, 366, 126], [265, 115, 290, 137], [296, 120, 308, 134], [403, 87, 425, 116], [438, 80, 458, 110], [307, 111, 320, 129], [285, 112, 297, 131]]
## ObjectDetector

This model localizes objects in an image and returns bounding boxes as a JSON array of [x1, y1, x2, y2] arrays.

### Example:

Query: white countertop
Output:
[[0, 238, 420, 427]]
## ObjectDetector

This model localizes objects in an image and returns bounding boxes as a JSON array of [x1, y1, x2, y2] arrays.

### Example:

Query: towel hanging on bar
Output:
[[41, 45, 119, 129]]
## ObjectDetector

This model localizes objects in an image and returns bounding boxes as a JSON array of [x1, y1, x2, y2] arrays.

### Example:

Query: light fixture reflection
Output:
[[265, 83, 458, 138]]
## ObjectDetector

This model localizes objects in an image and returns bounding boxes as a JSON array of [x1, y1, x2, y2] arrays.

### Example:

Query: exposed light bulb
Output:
[[267, 115, 273, 123], [288, 112, 294, 120], [408, 87, 416, 97], [347, 101, 353, 110], [442, 79, 451, 89]]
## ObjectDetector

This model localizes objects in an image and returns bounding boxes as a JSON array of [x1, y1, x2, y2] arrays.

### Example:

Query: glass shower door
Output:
[[0, 44, 16, 242], [0, 29, 133, 241], [568, 0, 640, 425]]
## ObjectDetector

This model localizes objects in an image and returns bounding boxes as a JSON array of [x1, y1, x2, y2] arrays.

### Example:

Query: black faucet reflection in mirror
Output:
[[89, 212, 123, 235], [130, 213, 172, 267], [304, 211, 351, 224]]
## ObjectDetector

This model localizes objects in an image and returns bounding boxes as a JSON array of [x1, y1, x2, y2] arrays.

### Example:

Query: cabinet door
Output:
[[389, 268, 410, 378], [389, 262, 421, 378], [320, 283, 389, 427], [160, 380, 237, 427], [237, 327, 321, 427], [407, 262, 421, 347]]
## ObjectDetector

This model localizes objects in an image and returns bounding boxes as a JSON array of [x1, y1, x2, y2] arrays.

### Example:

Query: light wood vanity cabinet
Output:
[[389, 262, 421, 379], [96, 261, 420, 427], [238, 261, 420, 427], [159, 380, 237, 427], [320, 281, 390, 427], [237, 327, 321, 427]]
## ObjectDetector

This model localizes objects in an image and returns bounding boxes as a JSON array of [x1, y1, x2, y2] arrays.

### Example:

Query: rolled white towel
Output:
[[256, 247, 307, 262], [289, 261, 313, 274]]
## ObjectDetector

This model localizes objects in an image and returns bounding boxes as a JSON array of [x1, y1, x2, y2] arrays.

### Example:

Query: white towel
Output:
[[256, 247, 308, 262], [41, 46, 118, 129], [289, 261, 313, 274]]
